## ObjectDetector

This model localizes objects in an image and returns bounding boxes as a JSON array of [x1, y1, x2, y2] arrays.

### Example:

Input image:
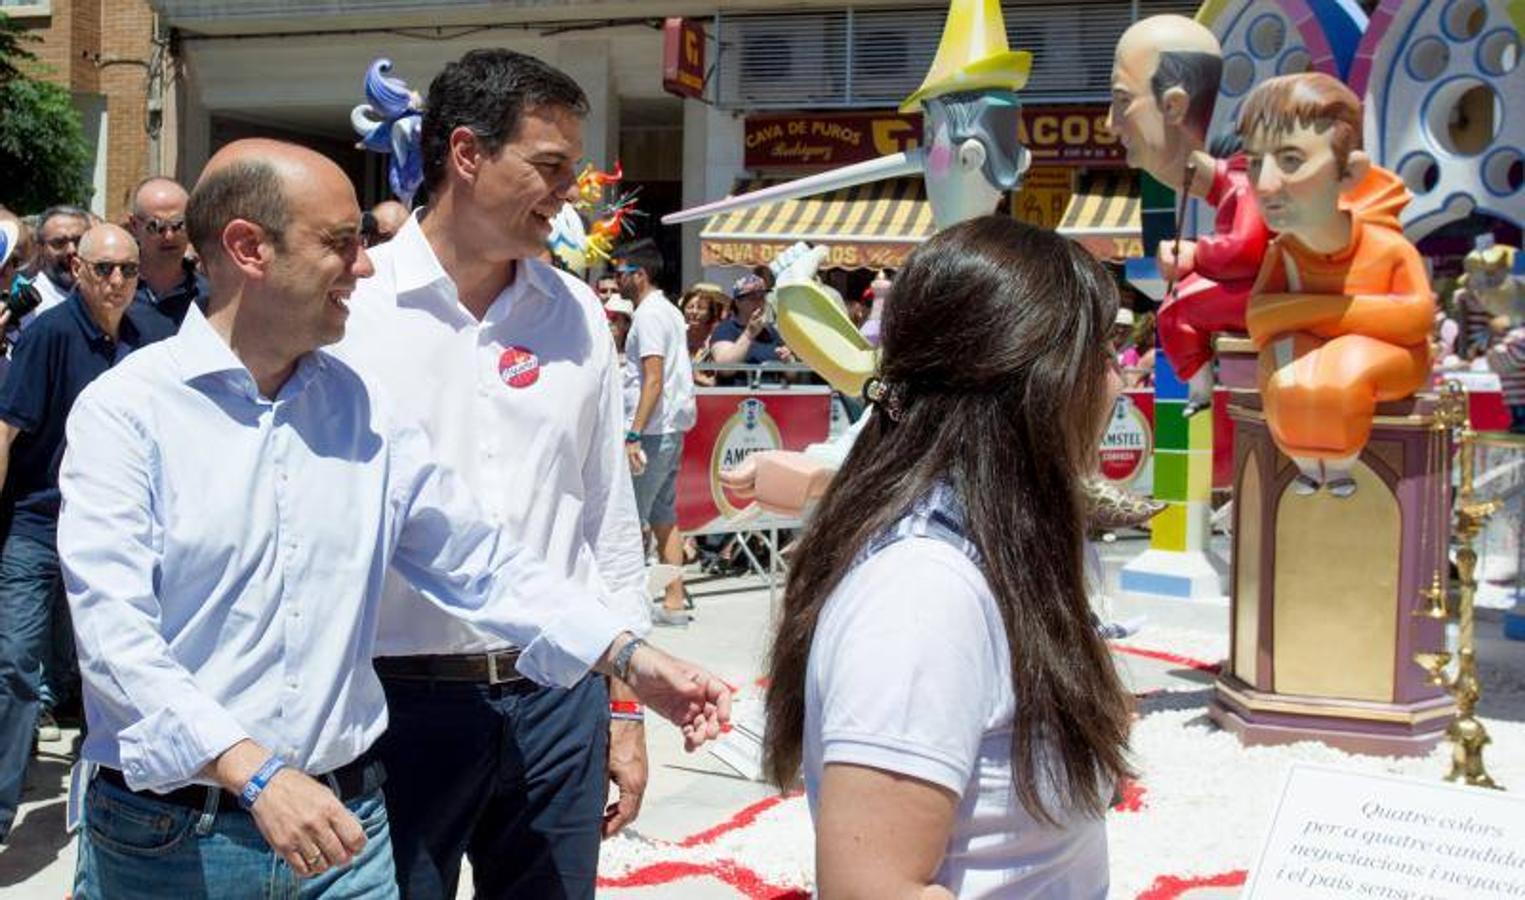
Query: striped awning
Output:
[[699, 178, 933, 270], [1058, 171, 1144, 261]]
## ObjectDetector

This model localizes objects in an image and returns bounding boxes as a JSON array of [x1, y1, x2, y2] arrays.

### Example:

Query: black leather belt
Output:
[[96, 750, 384, 812], [373, 649, 527, 685]]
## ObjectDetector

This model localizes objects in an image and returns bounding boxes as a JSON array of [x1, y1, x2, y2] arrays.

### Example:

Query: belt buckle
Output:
[[485, 650, 517, 685]]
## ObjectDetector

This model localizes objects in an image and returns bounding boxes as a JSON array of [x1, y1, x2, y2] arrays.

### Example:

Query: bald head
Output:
[[133, 176, 189, 217], [189, 139, 353, 267], [78, 223, 138, 260], [1116, 15, 1222, 144], [1118, 15, 1221, 60], [371, 200, 409, 239], [73, 223, 140, 319]]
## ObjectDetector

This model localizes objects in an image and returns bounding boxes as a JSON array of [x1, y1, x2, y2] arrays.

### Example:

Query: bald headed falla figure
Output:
[[1108, 14, 1271, 413], [130, 176, 209, 326], [59, 139, 727, 897], [0, 222, 174, 845]]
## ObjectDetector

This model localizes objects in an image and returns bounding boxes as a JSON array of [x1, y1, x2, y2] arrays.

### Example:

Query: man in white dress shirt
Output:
[[338, 49, 663, 900], [59, 138, 727, 899]]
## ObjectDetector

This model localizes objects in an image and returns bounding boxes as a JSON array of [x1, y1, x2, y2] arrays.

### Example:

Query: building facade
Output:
[[4, 0, 168, 220], [9, 0, 1201, 278]]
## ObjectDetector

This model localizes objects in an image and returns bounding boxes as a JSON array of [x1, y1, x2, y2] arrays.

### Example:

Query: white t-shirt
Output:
[[626, 290, 696, 435], [803, 537, 1110, 899], [619, 351, 641, 430]]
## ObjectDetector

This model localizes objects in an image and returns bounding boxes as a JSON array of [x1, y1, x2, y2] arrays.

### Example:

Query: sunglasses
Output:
[[46, 235, 82, 251], [85, 260, 140, 279], [143, 217, 187, 236], [613, 264, 640, 275]]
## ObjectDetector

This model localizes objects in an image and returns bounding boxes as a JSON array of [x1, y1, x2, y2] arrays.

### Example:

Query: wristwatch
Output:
[[625, 430, 641, 444], [612, 636, 647, 682]]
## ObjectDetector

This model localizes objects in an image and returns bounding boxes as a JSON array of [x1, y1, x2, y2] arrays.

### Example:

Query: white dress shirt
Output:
[[24, 271, 70, 328], [58, 305, 626, 793], [626, 290, 697, 436], [338, 215, 649, 658]]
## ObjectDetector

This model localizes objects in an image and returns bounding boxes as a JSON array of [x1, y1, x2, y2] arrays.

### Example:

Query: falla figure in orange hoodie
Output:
[[1238, 73, 1433, 498]]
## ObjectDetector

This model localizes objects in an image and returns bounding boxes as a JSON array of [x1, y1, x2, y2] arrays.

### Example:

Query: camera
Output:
[[4, 275, 42, 328]]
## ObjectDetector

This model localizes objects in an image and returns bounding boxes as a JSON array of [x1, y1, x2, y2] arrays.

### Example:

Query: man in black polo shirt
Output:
[[0, 223, 173, 842], [129, 176, 208, 327]]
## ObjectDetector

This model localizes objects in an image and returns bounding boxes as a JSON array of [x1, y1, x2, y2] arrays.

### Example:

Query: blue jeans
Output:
[[74, 776, 398, 899], [374, 673, 609, 899], [0, 532, 67, 839]]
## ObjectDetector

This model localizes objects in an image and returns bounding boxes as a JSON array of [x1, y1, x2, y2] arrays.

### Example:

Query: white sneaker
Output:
[[652, 607, 691, 628]]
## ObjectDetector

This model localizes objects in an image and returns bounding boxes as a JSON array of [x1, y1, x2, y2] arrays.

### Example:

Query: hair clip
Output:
[[863, 377, 908, 423]]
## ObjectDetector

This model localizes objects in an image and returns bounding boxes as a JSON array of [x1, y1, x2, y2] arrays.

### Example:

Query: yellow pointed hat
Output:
[[901, 0, 1032, 112]]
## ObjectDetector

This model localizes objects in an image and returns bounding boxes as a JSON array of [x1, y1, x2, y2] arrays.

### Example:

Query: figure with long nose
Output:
[[665, 0, 1036, 517]]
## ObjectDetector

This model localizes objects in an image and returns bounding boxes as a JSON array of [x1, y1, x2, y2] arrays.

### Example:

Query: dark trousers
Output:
[[0, 532, 67, 840], [374, 672, 610, 900]]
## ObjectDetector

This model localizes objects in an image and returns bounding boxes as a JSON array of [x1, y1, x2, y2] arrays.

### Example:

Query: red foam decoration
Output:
[[1137, 869, 1249, 899], [1110, 643, 1223, 673]]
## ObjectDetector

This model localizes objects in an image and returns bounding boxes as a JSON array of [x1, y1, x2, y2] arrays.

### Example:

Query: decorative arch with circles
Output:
[[1353, 0, 1524, 238], [1196, 0, 1367, 147]]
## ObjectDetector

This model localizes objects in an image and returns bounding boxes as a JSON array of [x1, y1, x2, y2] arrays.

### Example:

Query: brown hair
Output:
[[762, 216, 1134, 824], [681, 285, 728, 327], [1237, 73, 1363, 174], [1131, 311, 1157, 351]]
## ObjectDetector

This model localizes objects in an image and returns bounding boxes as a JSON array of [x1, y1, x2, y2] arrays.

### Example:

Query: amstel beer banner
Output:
[[677, 388, 833, 535], [1101, 390, 1235, 493]]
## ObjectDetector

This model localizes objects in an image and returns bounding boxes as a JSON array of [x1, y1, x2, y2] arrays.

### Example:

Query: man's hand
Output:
[[249, 769, 367, 878], [625, 440, 647, 475], [208, 740, 364, 879], [774, 345, 795, 364], [605, 640, 730, 751], [604, 718, 648, 838], [744, 306, 766, 339]]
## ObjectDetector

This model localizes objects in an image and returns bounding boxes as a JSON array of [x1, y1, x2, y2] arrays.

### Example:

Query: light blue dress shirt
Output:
[[58, 306, 626, 793]]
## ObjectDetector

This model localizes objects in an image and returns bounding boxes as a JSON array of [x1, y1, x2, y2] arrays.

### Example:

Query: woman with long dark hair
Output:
[[763, 215, 1134, 898]]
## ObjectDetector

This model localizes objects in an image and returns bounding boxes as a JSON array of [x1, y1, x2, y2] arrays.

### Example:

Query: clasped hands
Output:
[[210, 634, 728, 877]]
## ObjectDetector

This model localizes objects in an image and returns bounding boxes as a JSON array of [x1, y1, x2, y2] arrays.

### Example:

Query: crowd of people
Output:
[[6, 29, 1514, 900], [0, 49, 740, 900]]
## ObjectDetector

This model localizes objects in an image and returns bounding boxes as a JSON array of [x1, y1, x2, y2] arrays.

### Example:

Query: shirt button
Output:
[[288, 606, 300, 619], [286, 677, 298, 690]]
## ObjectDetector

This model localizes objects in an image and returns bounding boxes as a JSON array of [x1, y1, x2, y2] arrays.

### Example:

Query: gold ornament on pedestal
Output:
[[1411, 383, 1504, 790]]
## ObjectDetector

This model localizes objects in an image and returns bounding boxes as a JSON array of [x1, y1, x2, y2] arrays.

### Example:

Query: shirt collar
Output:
[[389, 212, 452, 298], [136, 261, 199, 304], [392, 209, 560, 319], [66, 291, 105, 342], [67, 291, 140, 346], [171, 303, 326, 399]]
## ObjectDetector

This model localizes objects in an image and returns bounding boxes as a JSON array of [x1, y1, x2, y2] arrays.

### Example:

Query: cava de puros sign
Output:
[[743, 106, 1123, 170]]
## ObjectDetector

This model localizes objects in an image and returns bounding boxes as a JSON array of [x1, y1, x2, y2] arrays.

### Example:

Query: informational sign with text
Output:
[[1245, 764, 1525, 900]]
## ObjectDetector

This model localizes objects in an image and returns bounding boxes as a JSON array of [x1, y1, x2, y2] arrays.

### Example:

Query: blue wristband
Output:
[[238, 755, 287, 811]]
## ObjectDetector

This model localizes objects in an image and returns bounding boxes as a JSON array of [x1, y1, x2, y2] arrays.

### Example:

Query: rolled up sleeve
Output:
[[387, 419, 625, 686], [59, 391, 248, 791]]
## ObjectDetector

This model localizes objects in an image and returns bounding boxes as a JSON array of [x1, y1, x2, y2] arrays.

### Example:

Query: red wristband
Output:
[[610, 700, 644, 715]]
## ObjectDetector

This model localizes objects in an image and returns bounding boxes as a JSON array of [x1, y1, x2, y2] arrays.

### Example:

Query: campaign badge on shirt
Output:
[[498, 346, 541, 389]]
